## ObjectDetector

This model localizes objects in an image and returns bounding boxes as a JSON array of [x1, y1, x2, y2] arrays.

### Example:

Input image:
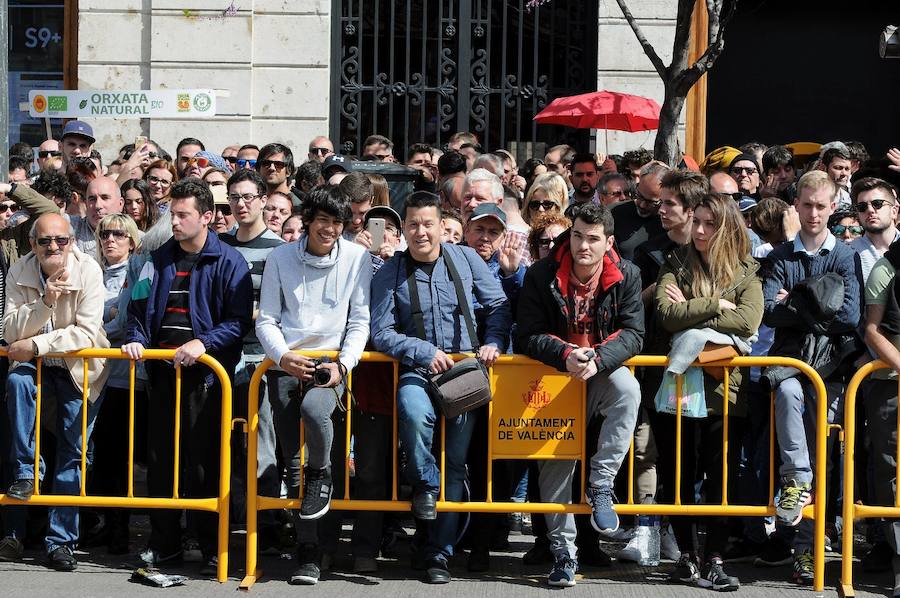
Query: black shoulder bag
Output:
[[405, 251, 492, 419]]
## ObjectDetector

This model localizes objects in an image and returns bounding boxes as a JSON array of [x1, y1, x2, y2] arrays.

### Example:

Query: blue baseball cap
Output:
[[61, 120, 95, 144]]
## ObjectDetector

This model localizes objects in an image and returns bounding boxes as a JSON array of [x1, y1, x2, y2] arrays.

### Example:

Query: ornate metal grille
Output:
[[330, 0, 598, 162]]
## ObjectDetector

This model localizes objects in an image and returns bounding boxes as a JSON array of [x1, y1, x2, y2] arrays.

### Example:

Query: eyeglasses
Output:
[[147, 175, 172, 187], [730, 166, 759, 176], [216, 204, 233, 216], [528, 200, 557, 211], [38, 150, 61, 159], [237, 159, 257, 169], [831, 224, 863, 236], [223, 156, 238, 164], [99, 229, 129, 240], [309, 147, 332, 156], [635, 192, 661, 207], [602, 190, 627, 198], [855, 199, 893, 212], [258, 159, 287, 170], [0, 202, 18, 212], [36, 236, 72, 247], [186, 156, 210, 168], [227, 193, 261, 204]]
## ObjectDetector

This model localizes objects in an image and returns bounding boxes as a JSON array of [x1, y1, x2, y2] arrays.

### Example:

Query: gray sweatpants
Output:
[[537, 366, 641, 559]]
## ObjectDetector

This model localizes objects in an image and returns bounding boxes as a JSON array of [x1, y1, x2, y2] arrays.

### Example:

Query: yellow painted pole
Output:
[[80, 359, 89, 496], [127, 360, 136, 498], [721, 367, 729, 505], [675, 373, 683, 506], [172, 365, 182, 500], [811, 363, 828, 594], [768, 392, 775, 509], [627, 365, 636, 505], [392, 361, 399, 501], [34, 358, 42, 495], [241, 361, 267, 589], [486, 365, 494, 503], [344, 369, 353, 501]]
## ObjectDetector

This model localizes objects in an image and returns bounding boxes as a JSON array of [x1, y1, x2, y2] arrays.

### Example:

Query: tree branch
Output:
[[675, 0, 737, 91], [614, 0, 668, 78], [670, 0, 697, 73]]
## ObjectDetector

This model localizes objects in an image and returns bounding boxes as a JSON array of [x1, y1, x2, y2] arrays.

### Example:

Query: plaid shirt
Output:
[[501, 227, 531, 268]]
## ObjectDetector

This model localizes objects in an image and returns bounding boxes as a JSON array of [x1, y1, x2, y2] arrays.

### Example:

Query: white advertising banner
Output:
[[27, 89, 217, 119]]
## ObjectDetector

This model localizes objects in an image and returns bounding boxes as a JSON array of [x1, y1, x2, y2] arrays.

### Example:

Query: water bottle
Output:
[[638, 495, 660, 567]]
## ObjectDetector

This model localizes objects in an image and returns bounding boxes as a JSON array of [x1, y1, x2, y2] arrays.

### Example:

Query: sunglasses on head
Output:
[[237, 159, 257, 169], [36, 236, 71, 247], [831, 224, 863, 236], [855, 199, 893, 212], [0, 202, 18, 212], [38, 150, 61, 159], [99, 229, 129, 240], [528, 200, 557, 211], [258, 159, 287, 170]]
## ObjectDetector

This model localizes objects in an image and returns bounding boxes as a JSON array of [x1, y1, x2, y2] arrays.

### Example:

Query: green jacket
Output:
[[653, 246, 764, 416], [1, 183, 61, 272]]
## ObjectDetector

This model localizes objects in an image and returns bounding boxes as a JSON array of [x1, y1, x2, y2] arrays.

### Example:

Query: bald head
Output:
[[308, 136, 335, 163], [710, 171, 739, 195], [86, 176, 124, 229]]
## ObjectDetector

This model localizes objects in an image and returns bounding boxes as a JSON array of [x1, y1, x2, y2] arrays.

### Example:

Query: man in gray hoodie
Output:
[[256, 185, 372, 586]]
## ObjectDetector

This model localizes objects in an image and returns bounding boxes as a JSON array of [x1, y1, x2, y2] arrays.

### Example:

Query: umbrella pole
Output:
[[604, 114, 609, 155]]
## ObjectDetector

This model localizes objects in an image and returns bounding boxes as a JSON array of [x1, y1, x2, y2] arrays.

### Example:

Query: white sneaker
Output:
[[618, 527, 648, 562], [601, 526, 635, 542], [660, 525, 681, 561]]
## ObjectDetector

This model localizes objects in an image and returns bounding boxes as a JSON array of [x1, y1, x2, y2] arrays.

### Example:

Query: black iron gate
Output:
[[330, 0, 598, 162]]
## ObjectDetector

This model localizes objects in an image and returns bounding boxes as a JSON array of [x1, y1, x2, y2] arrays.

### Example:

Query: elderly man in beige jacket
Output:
[[1, 212, 109, 572]]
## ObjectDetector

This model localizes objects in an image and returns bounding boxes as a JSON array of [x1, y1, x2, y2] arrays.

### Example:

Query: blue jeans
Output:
[[397, 371, 476, 561], [5, 363, 102, 552]]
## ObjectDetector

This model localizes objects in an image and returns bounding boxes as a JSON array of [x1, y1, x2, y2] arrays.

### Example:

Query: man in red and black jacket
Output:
[[514, 202, 643, 586]]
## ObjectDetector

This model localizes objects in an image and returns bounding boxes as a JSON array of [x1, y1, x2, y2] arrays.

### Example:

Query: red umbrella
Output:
[[533, 90, 661, 152]]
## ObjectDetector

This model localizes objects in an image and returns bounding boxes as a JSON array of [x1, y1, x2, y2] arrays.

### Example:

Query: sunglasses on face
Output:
[[855, 199, 893, 212], [99, 229, 129, 240], [528, 200, 557, 211], [223, 156, 238, 164], [537, 234, 561, 248], [258, 159, 287, 170], [216, 204, 233, 216], [186, 156, 210, 168], [831, 224, 863, 236], [38, 150, 61, 159], [237, 159, 257, 169], [730, 166, 758, 176], [36, 236, 72, 247], [0, 202, 18, 212], [309, 147, 331, 156]]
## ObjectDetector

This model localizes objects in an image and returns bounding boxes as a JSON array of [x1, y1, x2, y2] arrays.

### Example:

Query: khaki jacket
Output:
[[3, 248, 110, 402]]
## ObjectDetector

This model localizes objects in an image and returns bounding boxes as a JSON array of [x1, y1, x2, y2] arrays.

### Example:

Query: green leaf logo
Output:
[[79, 99, 87, 109]]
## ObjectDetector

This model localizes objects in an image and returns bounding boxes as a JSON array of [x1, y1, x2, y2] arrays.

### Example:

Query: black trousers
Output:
[[146, 362, 223, 557]]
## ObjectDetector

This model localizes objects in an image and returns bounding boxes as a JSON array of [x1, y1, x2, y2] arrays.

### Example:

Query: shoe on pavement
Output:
[[660, 525, 681, 561], [289, 543, 322, 585], [200, 555, 218, 577], [669, 553, 700, 584], [412, 491, 438, 520], [585, 484, 619, 533], [698, 556, 740, 591], [548, 556, 578, 587], [0, 536, 24, 562], [523, 541, 554, 565], [424, 557, 451, 584], [775, 479, 812, 527], [753, 536, 793, 567], [618, 526, 649, 563], [46, 546, 77, 571], [299, 466, 333, 520], [792, 550, 814, 585], [7, 479, 34, 501], [353, 556, 378, 573], [139, 547, 184, 566]]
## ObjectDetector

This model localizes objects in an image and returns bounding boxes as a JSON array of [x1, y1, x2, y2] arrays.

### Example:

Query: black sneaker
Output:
[[864, 540, 894, 572], [7, 478, 34, 501], [46, 546, 77, 571], [200, 555, 218, 577], [289, 543, 321, 585], [723, 538, 763, 563], [669, 553, 700, 584], [698, 556, 740, 591], [299, 467, 333, 520], [0, 536, 24, 562], [753, 535, 793, 567], [523, 541, 555, 565], [792, 550, 814, 585]]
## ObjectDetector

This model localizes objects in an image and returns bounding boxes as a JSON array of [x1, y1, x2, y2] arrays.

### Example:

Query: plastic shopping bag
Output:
[[653, 367, 708, 419]]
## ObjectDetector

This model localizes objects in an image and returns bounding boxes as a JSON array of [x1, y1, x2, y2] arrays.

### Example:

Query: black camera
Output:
[[310, 356, 333, 387]]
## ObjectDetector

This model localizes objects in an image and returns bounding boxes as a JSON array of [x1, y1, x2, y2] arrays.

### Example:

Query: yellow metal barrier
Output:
[[241, 351, 828, 592], [0, 348, 234, 583], [840, 360, 897, 597]]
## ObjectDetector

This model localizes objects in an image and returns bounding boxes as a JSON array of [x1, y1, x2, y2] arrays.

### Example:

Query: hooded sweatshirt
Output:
[[256, 235, 372, 372]]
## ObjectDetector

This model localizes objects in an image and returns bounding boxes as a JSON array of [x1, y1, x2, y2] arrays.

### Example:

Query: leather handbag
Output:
[[405, 251, 492, 418]]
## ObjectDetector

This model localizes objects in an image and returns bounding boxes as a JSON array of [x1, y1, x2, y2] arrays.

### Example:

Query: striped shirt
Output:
[[157, 250, 199, 349], [219, 228, 284, 359]]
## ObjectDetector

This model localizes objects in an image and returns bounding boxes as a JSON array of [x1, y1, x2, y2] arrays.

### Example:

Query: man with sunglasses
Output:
[[175, 137, 205, 178], [610, 161, 667, 260], [37, 139, 63, 173], [849, 177, 900, 282], [728, 154, 762, 199], [256, 143, 301, 209], [307, 136, 335, 163], [2, 212, 109, 571], [598, 173, 630, 206]]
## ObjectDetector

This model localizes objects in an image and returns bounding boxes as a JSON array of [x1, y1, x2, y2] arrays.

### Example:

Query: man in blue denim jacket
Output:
[[370, 191, 511, 584]]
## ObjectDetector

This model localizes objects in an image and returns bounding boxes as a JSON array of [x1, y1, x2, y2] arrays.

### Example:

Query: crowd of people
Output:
[[2, 122, 900, 594]]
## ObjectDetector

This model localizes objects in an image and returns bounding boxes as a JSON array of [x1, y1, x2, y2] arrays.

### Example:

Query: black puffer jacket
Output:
[[514, 230, 644, 373]]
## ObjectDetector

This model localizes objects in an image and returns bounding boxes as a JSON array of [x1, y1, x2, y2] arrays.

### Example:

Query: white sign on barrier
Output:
[[27, 89, 217, 119]]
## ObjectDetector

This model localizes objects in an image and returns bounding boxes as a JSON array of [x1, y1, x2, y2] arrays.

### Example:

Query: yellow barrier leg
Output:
[[812, 372, 827, 594], [839, 367, 866, 597], [34, 358, 42, 495], [241, 364, 266, 590], [215, 360, 233, 583]]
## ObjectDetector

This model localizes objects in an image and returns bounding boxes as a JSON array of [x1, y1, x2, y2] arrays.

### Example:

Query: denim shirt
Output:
[[370, 243, 511, 369]]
